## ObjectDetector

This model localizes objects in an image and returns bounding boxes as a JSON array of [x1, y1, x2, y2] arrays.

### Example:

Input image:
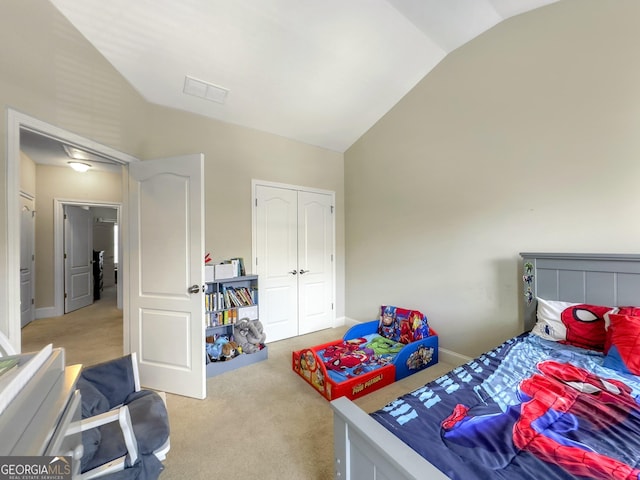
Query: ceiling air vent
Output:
[[183, 76, 229, 104]]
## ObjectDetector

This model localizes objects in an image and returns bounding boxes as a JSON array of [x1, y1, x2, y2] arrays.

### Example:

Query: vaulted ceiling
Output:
[[48, 0, 559, 152]]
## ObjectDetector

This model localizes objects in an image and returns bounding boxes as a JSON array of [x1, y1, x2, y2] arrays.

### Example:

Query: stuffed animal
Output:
[[246, 319, 266, 348], [235, 318, 258, 354], [235, 318, 265, 353], [221, 340, 239, 360], [206, 336, 229, 361]]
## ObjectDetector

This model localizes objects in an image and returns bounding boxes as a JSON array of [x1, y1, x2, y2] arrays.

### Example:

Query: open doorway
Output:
[[20, 130, 124, 317], [92, 206, 119, 299], [7, 109, 135, 358]]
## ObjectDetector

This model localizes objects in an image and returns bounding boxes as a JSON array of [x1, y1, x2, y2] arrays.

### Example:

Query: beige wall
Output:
[[345, 0, 640, 357], [0, 0, 345, 338], [20, 152, 36, 196], [0, 0, 146, 335], [34, 165, 122, 308], [9, 0, 638, 359], [141, 104, 345, 310]]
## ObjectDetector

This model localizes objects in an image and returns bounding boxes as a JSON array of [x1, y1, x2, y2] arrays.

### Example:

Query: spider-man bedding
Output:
[[371, 333, 640, 480], [292, 306, 439, 401]]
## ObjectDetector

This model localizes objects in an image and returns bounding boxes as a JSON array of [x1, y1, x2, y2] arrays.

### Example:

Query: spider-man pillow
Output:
[[604, 306, 640, 353], [532, 298, 613, 351], [602, 313, 640, 375]]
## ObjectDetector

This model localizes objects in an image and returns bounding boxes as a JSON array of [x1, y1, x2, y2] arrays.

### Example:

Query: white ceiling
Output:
[[20, 129, 122, 173], [47, 0, 559, 152]]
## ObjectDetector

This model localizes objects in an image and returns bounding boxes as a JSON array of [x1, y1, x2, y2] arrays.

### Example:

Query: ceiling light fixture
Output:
[[63, 144, 90, 160], [68, 161, 91, 173]]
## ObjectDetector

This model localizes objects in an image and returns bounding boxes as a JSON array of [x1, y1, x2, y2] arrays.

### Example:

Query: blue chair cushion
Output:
[[79, 355, 137, 409], [76, 377, 109, 471], [124, 390, 170, 455], [77, 377, 110, 417], [81, 390, 169, 473]]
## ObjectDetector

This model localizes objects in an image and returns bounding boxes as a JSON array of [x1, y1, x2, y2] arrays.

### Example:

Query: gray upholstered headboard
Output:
[[520, 252, 640, 332]]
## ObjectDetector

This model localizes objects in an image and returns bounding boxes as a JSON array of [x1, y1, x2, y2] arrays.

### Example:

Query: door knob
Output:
[[188, 284, 201, 294], [299, 269, 309, 275], [289, 270, 297, 275]]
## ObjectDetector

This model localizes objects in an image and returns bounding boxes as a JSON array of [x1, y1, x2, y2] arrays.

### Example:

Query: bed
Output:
[[293, 307, 438, 401], [331, 253, 640, 480]]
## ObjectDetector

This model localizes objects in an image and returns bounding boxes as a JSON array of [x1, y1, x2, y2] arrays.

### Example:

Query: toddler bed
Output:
[[332, 253, 640, 480], [292, 306, 438, 401]]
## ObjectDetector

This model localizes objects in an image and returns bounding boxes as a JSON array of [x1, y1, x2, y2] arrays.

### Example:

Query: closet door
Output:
[[297, 191, 333, 335], [255, 184, 335, 342], [20, 194, 35, 327], [255, 185, 299, 342]]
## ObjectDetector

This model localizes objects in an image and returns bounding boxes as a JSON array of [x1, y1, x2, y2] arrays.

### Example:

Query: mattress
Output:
[[371, 333, 640, 479]]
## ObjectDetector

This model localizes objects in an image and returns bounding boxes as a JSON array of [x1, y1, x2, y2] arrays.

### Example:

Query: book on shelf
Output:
[[205, 291, 224, 312], [207, 310, 238, 328], [226, 287, 242, 307], [236, 287, 250, 305], [230, 257, 246, 277], [221, 286, 230, 309]]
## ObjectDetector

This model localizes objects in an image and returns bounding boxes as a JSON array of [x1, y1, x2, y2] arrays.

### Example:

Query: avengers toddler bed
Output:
[[292, 306, 438, 401], [331, 253, 640, 480]]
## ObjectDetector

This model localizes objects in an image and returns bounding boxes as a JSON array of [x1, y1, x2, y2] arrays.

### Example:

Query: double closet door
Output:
[[254, 183, 334, 342]]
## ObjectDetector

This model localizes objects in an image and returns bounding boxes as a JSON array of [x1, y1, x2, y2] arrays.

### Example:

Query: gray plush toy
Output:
[[235, 318, 259, 354], [246, 319, 266, 347]]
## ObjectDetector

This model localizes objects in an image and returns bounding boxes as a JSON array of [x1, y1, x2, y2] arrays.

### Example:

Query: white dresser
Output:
[[0, 347, 82, 477]]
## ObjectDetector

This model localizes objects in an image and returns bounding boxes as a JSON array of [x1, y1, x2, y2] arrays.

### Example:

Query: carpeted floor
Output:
[[21, 293, 454, 479], [21, 286, 123, 366]]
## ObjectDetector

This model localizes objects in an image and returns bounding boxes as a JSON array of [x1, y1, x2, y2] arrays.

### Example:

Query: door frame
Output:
[[6, 108, 137, 352], [251, 179, 337, 330], [47, 200, 122, 318]]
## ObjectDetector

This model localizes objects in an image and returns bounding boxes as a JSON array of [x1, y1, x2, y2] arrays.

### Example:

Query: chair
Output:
[[72, 353, 170, 480]]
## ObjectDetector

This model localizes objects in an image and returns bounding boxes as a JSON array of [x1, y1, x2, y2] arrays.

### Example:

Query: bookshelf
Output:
[[205, 275, 268, 377]]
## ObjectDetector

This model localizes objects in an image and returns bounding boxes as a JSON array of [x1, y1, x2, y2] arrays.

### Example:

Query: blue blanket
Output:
[[371, 333, 640, 479]]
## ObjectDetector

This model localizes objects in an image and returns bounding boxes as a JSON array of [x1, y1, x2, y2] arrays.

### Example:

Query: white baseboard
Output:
[[341, 316, 359, 327], [438, 347, 471, 367], [340, 317, 471, 368], [36, 306, 57, 319]]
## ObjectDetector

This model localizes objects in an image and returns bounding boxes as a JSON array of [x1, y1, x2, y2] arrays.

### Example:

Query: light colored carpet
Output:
[[21, 286, 123, 366], [21, 296, 453, 479]]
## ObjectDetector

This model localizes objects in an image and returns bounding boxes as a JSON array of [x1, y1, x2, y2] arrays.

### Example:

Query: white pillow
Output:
[[531, 298, 575, 342]]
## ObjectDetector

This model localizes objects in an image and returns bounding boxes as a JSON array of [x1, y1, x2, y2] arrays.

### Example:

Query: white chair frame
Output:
[[68, 353, 170, 479]]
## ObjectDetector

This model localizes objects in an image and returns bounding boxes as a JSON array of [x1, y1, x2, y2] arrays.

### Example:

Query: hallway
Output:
[[21, 286, 122, 366]]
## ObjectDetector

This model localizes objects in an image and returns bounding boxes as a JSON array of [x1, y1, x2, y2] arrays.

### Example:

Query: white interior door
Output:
[[297, 191, 333, 335], [20, 195, 35, 327], [255, 185, 299, 342], [129, 154, 205, 399], [64, 205, 93, 313], [255, 184, 335, 342]]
